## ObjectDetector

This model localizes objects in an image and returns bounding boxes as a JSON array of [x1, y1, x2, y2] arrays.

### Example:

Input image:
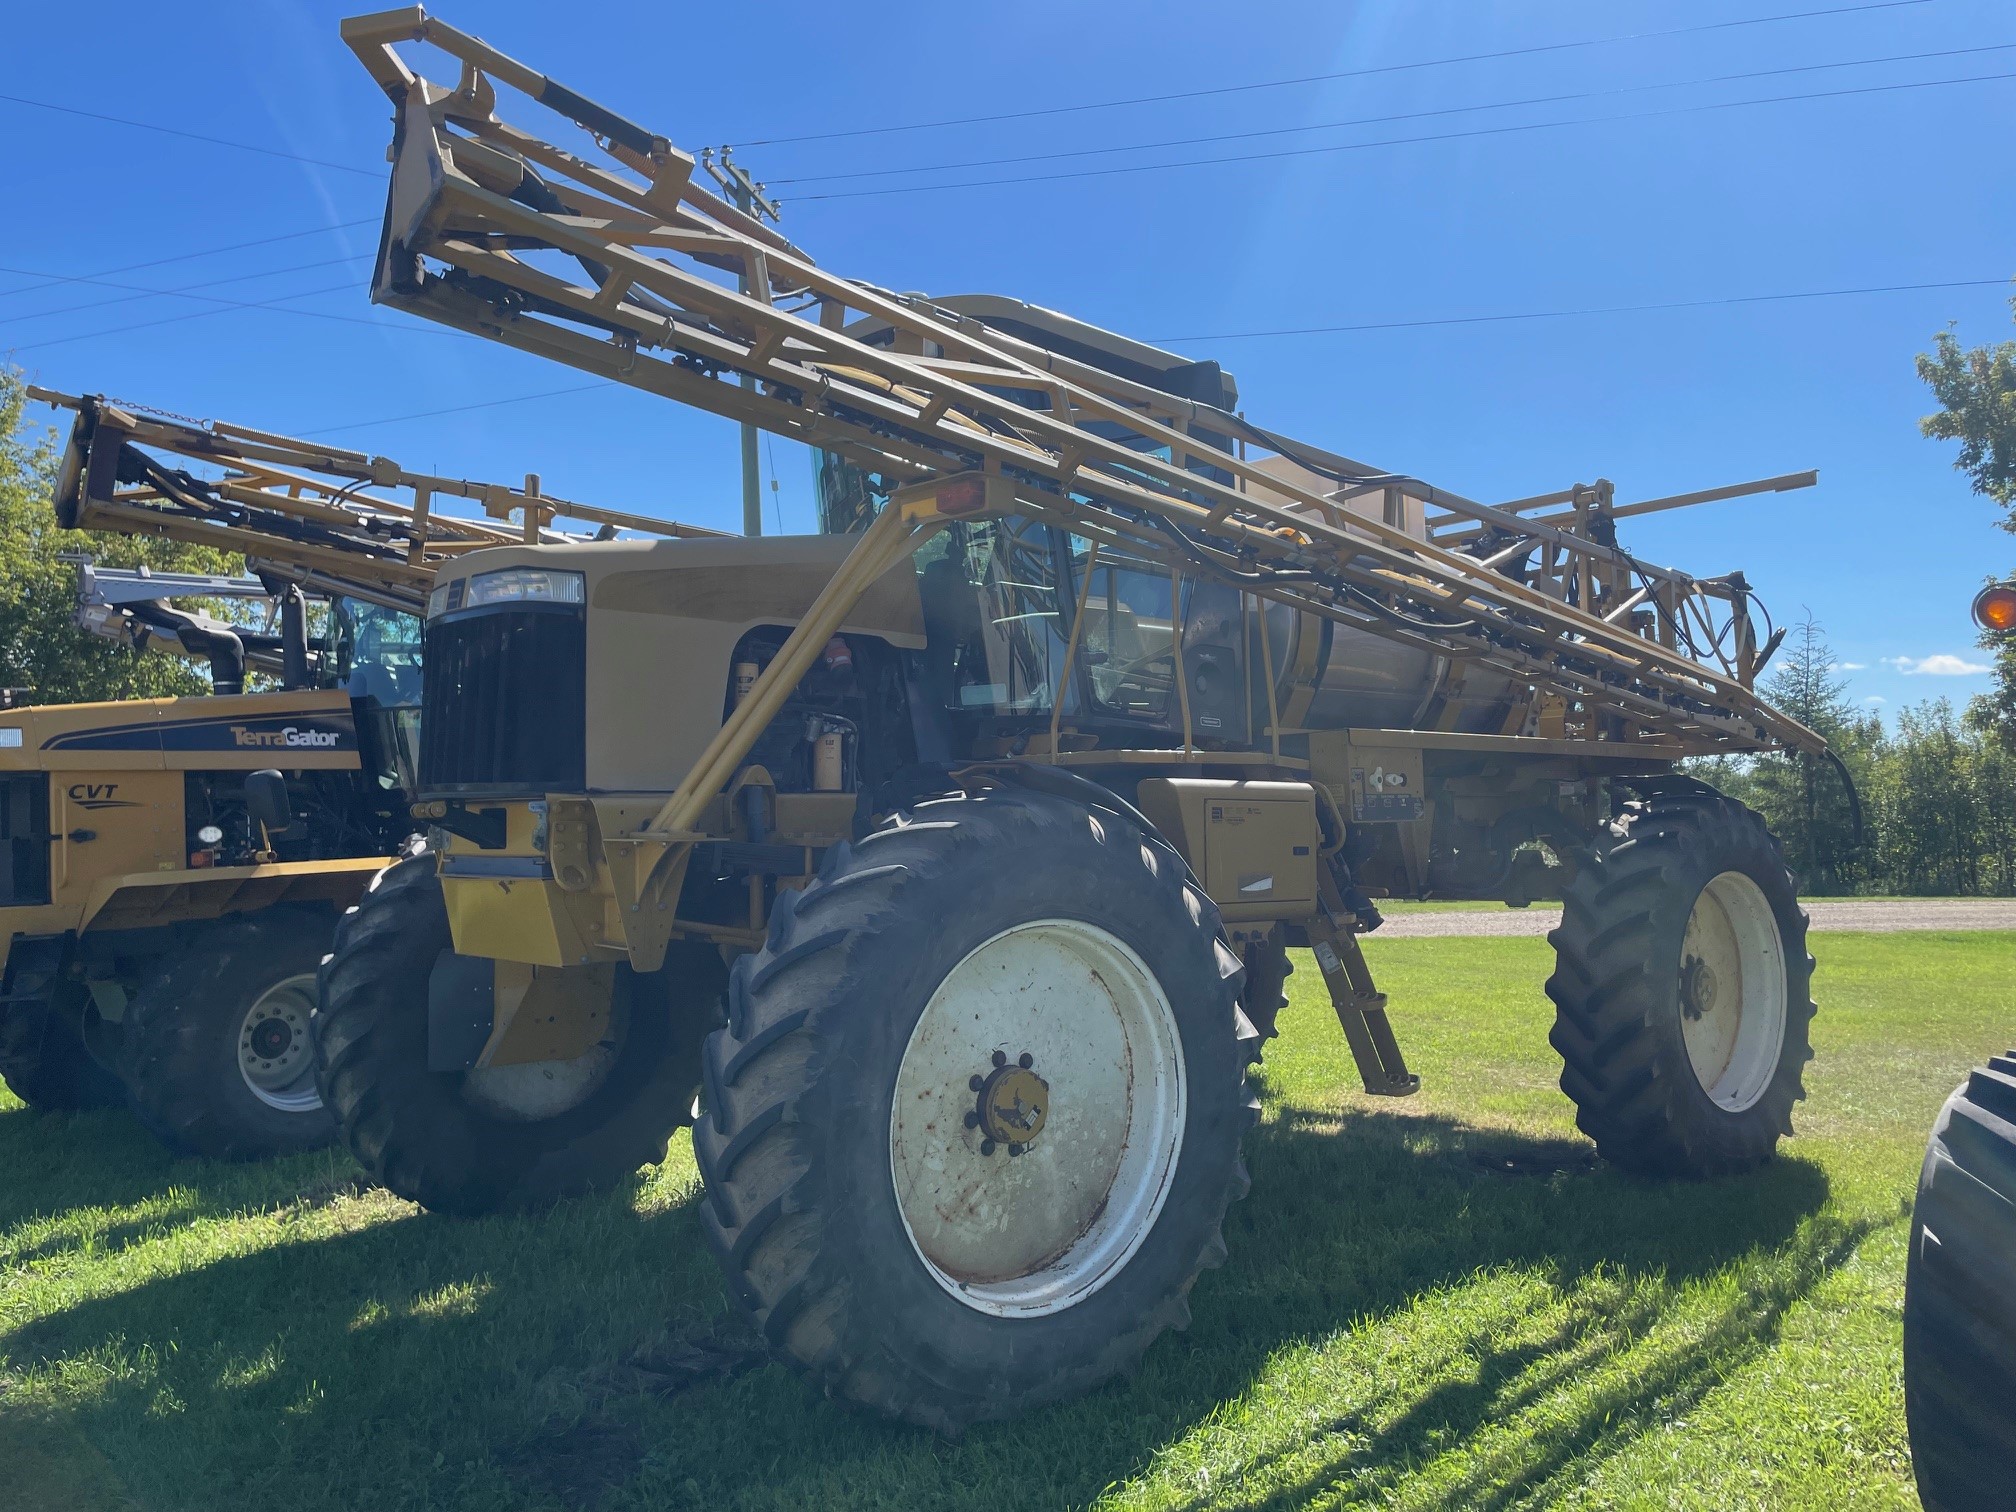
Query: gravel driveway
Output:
[[1373, 899, 2016, 938]]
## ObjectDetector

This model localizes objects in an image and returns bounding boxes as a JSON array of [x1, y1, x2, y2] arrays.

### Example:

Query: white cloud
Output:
[[1833, 661, 1866, 671], [1863, 695, 1886, 704], [1882, 654, 1994, 676]]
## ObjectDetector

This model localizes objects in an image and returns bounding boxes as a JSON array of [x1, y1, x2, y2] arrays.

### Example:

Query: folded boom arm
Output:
[[337, 7, 1824, 757]]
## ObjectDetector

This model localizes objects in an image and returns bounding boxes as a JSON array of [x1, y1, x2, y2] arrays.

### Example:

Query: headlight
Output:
[[196, 824, 224, 845], [428, 568, 585, 617]]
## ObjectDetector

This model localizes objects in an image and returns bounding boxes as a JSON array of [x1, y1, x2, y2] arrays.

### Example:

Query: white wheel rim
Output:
[[889, 918, 1186, 1318], [1679, 871, 1789, 1112], [460, 983, 625, 1123], [237, 973, 323, 1114]]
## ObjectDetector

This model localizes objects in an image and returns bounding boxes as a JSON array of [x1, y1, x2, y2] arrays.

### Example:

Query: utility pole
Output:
[[702, 147, 781, 537]]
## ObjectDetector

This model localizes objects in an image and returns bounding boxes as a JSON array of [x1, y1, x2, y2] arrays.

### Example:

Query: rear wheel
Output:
[[313, 855, 718, 1214], [1903, 1055, 2016, 1512], [0, 993, 123, 1112], [1546, 790, 1813, 1177], [121, 911, 338, 1159], [694, 787, 1258, 1432]]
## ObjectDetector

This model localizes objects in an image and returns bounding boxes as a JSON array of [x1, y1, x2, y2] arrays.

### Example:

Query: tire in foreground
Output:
[[693, 786, 1259, 1432], [1903, 1055, 2016, 1512]]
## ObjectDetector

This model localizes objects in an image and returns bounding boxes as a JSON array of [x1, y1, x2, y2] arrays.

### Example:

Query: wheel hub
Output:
[[236, 973, 322, 1113], [249, 1016, 296, 1060], [1680, 955, 1720, 1021], [968, 1052, 1049, 1153], [888, 917, 1187, 1317], [1678, 871, 1789, 1111]]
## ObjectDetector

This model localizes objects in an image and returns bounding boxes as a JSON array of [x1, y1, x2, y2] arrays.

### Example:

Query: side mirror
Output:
[[244, 770, 296, 840]]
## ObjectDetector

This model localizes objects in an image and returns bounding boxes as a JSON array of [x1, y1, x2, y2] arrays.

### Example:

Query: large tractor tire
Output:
[[0, 994, 123, 1112], [1903, 1056, 2016, 1512], [1240, 928, 1294, 1043], [121, 910, 338, 1159], [1546, 789, 1813, 1177], [314, 855, 717, 1215], [693, 786, 1259, 1433]]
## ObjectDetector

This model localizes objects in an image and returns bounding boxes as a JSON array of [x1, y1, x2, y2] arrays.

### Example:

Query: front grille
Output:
[[0, 773, 50, 906], [419, 606, 586, 793]]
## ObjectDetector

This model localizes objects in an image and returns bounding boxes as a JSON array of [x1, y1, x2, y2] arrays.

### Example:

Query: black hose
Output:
[[1336, 583, 1484, 640], [1825, 747, 1867, 852], [1143, 513, 1312, 585]]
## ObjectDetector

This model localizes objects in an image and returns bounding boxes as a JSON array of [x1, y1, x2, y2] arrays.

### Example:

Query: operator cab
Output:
[[320, 595, 424, 795]]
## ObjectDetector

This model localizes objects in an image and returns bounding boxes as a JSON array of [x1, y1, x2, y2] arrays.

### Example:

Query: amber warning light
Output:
[[893, 472, 1014, 521], [1974, 582, 2016, 634]]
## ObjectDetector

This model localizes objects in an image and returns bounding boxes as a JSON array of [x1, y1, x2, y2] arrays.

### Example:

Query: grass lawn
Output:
[[2, 931, 2002, 1510]]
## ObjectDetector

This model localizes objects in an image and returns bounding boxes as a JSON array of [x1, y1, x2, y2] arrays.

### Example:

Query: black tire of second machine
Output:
[[1902, 1054, 2016, 1512], [122, 909, 339, 1160], [0, 995, 123, 1113]]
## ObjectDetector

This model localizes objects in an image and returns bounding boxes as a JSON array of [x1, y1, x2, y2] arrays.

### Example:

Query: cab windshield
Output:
[[323, 597, 424, 794], [324, 598, 423, 708], [914, 520, 1257, 746]]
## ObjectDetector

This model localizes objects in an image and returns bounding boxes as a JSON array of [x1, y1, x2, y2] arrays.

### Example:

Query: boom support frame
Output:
[[34, 386, 719, 614]]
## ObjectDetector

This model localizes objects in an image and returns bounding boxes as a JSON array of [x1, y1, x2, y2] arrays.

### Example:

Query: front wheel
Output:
[[1546, 790, 1814, 1177], [314, 855, 718, 1214], [693, 787, 1259, 1432], [121, 910, 338, 1159]]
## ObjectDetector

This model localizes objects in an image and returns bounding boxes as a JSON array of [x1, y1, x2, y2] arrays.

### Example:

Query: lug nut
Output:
[[1018, 1052, 1033, 1068], [963, 1110, 980, 1129], [969, 1074, 986, 1092], [1008, 1143, 1024, 1157], [980, 1138, 997, 1156], [991, 1050, 1007, 1067]]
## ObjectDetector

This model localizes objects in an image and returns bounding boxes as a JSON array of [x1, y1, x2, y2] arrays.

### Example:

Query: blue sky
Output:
[[4, 0, 2011, 717]]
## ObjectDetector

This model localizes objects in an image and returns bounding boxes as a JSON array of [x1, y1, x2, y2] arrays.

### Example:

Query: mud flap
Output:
[[426, 952, 493, 1071], [0, 938, 66, 1081]]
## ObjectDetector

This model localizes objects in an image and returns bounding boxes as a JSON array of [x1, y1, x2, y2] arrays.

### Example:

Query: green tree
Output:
[[1918, 310, 2016, 519], [1871, 700, 1982, 894], [1972, 732, 2016, 893], [0, 370, 240, 706], [1918, 301, 2016, 738], [1749, 618, 1878, 892]]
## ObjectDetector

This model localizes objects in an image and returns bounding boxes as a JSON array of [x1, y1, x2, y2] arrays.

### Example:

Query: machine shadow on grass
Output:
[[0, 1099, 362, 1266], [0, 1091, 1849, 1512]]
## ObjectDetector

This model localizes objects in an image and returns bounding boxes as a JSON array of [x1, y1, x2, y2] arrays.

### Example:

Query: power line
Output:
[[795, 68, 2016, 200], [257, 275, 2013, 446], [0, 262, 385, 323], [0, 220, 378, 304], [2, 277, 469, 353], [5, 285, 355, 352], [0, 93, 379, 178], [776, 41, 2013, 187], [1144, 278, 2013, 344], [295, 384, 613, 437], [740, 0, 1936, 147], [9, 255, 372, 324]]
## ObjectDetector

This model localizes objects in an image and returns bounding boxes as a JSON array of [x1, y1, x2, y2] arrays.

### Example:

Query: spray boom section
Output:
[[337, 6, 1821, 757]]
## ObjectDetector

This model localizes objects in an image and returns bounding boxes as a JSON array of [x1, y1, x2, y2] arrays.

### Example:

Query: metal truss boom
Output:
[[33, 387, 720, 615], [336, 6, 1822, 755]]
